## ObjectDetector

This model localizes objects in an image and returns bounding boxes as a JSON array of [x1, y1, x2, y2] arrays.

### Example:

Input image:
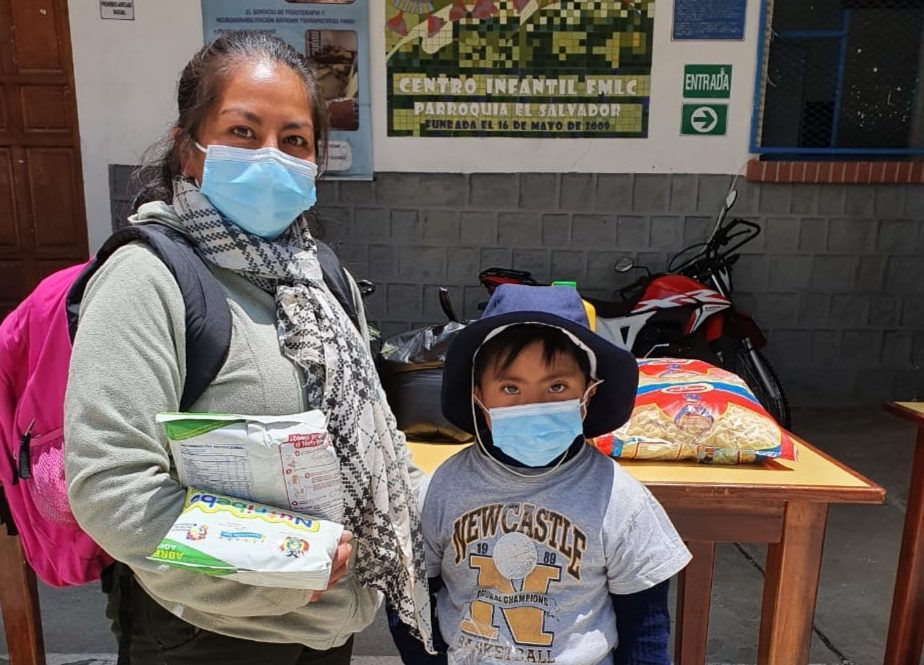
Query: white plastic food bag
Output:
[[156, 411, 342, 522], [149, 488, 343, 590]]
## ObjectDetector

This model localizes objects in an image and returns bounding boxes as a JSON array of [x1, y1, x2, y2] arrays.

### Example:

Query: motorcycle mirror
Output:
[[613, 257, 635, 273], [357, 280, 376, 298], [439, 287, 460, 322], [725, 189, 738, 210]]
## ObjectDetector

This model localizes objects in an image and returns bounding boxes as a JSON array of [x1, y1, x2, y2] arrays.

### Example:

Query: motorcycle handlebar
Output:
[[668, 218, 760, 277], [709, 218, 761, 256]]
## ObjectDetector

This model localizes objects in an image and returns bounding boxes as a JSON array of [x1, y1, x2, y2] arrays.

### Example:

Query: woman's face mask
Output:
[[195, 143, 318, 240]]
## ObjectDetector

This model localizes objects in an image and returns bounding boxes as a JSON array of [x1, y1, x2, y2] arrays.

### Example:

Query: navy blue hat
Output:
[[441, 284, 639, 438]]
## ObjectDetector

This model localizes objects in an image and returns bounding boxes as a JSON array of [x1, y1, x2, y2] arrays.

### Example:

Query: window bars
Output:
[[751, 0, 924, 156]]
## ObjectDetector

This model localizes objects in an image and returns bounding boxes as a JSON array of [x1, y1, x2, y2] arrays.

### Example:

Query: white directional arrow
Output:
[[690, 106, 719, 133]]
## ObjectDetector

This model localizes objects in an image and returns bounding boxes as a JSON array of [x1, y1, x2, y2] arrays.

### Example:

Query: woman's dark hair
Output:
[[130, 31, 329, 210], [474, 324, 592, 385]]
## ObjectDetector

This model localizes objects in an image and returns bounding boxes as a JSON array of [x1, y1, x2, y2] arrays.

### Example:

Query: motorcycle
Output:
[[479, 185, 791, 429]]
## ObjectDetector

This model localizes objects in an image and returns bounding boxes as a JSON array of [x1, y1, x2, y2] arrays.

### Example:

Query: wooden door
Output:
[[0, 0, 88, 320]]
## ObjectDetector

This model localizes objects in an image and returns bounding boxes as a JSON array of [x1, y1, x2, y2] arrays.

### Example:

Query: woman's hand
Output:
[[310, 530, 353, 602]]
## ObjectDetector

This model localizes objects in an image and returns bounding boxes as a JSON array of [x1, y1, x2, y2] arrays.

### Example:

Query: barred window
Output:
[[752, 0, 924, 156]]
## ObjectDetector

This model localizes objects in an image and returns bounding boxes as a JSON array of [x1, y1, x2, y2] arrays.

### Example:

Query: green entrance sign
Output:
[[683, 65, 732, 99], [681, 104, 728, 136]]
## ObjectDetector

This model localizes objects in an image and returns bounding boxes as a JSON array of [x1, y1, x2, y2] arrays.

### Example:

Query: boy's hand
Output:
[[310, 530, 353, 602]]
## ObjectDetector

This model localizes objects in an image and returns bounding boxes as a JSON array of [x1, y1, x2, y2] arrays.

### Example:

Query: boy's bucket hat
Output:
[[441, 284, 639, 438]]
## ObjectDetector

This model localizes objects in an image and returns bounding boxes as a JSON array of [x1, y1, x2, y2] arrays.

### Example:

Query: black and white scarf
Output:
[[172, 179, 432, 649]]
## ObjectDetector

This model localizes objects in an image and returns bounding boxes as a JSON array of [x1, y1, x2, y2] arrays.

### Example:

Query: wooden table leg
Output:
[[675, 540, 716, 665], [0, 531, 46, 665], [883, 426, 924, 665], [757, 501, 827, 665]]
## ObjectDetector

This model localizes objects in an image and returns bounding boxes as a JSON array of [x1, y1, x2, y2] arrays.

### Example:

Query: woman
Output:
[[64, 32, 431, 664]]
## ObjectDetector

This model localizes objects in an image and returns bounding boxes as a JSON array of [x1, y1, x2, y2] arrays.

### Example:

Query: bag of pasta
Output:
[[592, 358, 795, 464]]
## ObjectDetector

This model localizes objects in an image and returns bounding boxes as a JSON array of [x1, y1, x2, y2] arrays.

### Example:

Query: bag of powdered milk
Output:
[[149, 488, 343, 590], [156, 411, 343, 523]]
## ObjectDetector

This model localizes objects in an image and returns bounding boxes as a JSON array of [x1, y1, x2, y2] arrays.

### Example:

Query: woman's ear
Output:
[[176, 130, 204, 182], [175, 129, 192, 177]]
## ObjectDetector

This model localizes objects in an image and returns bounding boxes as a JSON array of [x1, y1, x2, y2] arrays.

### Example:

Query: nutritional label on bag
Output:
[[280, 433, 343, 522], [177, 441, 254, 499]]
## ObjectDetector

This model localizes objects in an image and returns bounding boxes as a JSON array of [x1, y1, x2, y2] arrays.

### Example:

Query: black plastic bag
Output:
[[379, 321, 472, 443]]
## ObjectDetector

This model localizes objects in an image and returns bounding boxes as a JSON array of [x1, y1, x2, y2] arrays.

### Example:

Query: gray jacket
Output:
[[65, 203, 414, 648]]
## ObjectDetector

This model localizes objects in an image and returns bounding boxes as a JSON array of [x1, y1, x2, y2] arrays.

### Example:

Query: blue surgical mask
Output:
[[195, 143, 318, 239], [484, 399, 585, 468]]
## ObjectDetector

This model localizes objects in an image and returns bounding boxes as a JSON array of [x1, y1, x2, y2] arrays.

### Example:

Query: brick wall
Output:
[[109, 166, 924, 406]]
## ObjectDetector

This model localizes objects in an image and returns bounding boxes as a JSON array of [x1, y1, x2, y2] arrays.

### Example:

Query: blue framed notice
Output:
[[673, 0, 747, 40], [201, 0, 372, 179]]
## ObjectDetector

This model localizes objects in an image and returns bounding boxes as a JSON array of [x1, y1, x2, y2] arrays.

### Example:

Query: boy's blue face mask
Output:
[[195, 143, 318, 239], [486, 399, 585, 467]]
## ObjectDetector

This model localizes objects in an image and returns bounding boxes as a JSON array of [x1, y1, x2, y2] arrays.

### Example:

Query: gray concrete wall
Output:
[[110, 166, 924, 407]]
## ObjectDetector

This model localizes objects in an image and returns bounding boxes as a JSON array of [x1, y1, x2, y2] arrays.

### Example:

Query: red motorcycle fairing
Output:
[[725, 307, 767, 349], [703, 315, 724, 342], [631, 275, 731, 335]]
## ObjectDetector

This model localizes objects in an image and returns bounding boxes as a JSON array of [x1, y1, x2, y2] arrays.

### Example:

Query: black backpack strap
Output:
[[66, 223, 232, 412], [316, 240, 361, 331]]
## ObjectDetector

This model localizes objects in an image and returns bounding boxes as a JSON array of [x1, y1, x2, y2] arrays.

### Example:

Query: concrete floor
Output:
[[0, 407, 918, 665]]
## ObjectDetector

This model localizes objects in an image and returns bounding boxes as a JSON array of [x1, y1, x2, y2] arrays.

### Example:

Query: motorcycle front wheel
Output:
[[720, 343, 792, 430]]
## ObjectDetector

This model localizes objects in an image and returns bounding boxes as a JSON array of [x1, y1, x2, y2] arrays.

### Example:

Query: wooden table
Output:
[[0, 529, 45, 665], [882, 401, 924, 665], [409, 438, 884, 665]]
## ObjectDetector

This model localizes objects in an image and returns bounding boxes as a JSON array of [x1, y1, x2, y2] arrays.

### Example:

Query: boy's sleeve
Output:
[[612, 581, 672, 665], [419, 471, 444, 578], [603, 468, 691, 595]]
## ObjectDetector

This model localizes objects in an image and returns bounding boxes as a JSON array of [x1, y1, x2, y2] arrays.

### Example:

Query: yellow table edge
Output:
[[408, 439, 876, 490], [888, 401, 924, 419]]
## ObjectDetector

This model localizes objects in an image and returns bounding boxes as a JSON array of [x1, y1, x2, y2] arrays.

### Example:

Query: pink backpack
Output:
[[0, 224, 233, 586], [0, 264, 112, 586]]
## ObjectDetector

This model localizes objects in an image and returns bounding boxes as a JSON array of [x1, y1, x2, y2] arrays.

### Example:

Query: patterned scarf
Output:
[[172, 179, 432, 650]]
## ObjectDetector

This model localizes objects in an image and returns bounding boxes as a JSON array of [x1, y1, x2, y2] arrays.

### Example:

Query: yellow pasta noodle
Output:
[[592, 359, 795, 464]]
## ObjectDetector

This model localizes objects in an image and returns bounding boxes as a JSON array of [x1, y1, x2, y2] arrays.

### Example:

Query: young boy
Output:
[[417, 284, 691, 665]]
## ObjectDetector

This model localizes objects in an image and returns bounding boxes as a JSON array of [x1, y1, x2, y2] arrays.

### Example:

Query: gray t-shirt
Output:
[[421, 444, 691, 665]]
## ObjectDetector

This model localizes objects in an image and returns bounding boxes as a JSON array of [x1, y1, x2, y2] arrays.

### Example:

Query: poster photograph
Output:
[[201, 0, 373, 179], [385, 0, 655, 138]]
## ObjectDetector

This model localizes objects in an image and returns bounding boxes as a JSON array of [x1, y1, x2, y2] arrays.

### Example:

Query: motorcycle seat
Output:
[[583, 295, 637, 318]]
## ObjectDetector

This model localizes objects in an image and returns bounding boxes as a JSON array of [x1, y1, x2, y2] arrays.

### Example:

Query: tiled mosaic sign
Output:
[[385, 0, 655, 138]]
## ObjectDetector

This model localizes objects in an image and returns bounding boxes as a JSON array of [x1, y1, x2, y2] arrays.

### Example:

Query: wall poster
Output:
[[385, 0, 655, 138], [201, 0, 372, 179], [672, 0, 746, 40]]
